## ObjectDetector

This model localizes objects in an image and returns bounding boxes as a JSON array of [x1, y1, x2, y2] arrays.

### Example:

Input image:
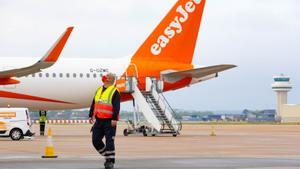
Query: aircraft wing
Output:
[[161, 64, 236, 83], [0, 27, 74, 79]]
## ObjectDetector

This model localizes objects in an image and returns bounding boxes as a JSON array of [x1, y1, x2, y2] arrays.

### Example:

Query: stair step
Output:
[[135, 85, 181, 133], [157, 117, 168, 121]]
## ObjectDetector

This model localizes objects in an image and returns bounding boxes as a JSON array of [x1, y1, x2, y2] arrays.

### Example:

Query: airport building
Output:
[[272, 74, 300, 122]]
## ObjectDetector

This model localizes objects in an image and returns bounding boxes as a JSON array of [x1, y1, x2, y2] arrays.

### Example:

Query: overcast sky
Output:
[[0, 0, 299, 111]]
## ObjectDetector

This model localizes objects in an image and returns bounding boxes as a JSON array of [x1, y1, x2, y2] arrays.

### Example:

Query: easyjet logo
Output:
[[151, 0, 202, 56]]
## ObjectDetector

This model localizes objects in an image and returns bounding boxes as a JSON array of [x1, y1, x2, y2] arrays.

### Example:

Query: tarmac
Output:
[[1, 124, 300, 169]]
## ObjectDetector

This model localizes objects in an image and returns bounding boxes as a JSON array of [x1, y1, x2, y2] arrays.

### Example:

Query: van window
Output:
[[26, 110, 30, 126]]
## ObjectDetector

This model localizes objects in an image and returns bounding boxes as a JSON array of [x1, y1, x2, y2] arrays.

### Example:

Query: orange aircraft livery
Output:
[[0, 0, 235, 110]]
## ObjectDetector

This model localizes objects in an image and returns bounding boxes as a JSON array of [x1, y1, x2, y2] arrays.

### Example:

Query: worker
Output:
[[39, 111, 47, 136], [89, 73, 120, 169]]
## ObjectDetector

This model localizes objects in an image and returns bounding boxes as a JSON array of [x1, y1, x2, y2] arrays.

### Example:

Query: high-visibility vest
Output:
[[93, 85, 119, 119], [39, 115, 46, 123]]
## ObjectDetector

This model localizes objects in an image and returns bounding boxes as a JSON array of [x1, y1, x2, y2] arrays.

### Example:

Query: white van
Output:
[[0, 108, 34, 140]]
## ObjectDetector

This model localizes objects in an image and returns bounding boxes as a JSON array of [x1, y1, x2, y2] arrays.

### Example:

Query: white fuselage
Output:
[[0, 57, 131, 110]]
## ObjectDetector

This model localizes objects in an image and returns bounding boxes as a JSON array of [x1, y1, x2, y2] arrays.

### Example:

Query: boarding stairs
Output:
[[120, 77, 182, 136]]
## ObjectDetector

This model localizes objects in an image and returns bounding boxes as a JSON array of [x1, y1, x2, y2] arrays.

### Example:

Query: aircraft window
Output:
[[32, 74, 35, 77], [66, 73, 70, 78], [46, 73, 49, 78], [86, 73, 90, 78], [53, 73, 56, 78], [59, 73, 63, 78], [80, 73, 83, 78], [73, 73, 77, 78], [93, 73, 97, 78], [39, 73, 43, 78]]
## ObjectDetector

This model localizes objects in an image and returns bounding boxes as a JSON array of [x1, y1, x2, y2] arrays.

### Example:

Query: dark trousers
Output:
[[92, 119, 117, 163], [40, 122, 45, 136]]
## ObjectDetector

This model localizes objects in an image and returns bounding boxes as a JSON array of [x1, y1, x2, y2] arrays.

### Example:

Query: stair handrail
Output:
[[159, 92, 183, 131], [150, 79, 182, 131]]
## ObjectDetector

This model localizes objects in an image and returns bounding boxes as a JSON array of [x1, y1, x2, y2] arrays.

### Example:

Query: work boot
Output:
[[104, 161, 114, 169]]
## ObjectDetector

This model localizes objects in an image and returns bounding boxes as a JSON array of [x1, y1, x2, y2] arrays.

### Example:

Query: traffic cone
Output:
[[42, 127, 58, 158], [210, 126, 217, 136]]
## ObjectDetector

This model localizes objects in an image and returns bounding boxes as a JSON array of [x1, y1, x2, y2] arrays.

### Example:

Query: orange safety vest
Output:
[[93, 85, 119, 119]]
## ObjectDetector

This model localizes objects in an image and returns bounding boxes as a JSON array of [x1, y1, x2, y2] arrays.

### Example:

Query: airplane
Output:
[[0, 0, 236, 111]]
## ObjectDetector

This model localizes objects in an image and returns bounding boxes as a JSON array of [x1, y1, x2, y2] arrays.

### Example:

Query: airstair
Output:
[[119, 77, 182, 136]]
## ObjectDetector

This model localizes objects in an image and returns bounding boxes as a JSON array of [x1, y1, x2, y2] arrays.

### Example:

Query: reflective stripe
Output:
[[104, 151, 115, 154], [94, 103, 113, 114], [98, 147, 106, 155], [102, 151, 115, 156], [105, 155, 115, 159], [97, 103, 113, 111], [98, 109, 113, 115], [97, 102, 113, 107]]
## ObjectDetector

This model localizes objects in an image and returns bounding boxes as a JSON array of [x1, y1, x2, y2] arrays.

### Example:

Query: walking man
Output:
[[89, 73, 120, 169]]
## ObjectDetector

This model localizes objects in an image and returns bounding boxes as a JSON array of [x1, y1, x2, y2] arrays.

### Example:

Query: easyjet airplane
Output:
[[0, 0, 235, 111]]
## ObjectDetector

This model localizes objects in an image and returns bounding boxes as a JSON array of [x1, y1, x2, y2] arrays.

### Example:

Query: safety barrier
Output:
[[32, 120, 89, 124]]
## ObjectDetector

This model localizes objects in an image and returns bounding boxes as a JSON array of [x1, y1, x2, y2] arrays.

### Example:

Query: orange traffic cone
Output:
[[210, 126, 217, 137], [42, 127, 58, 158]]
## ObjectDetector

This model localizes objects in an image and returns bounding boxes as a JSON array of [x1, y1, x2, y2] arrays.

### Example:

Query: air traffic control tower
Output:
[[272, 74, 300, 122]]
